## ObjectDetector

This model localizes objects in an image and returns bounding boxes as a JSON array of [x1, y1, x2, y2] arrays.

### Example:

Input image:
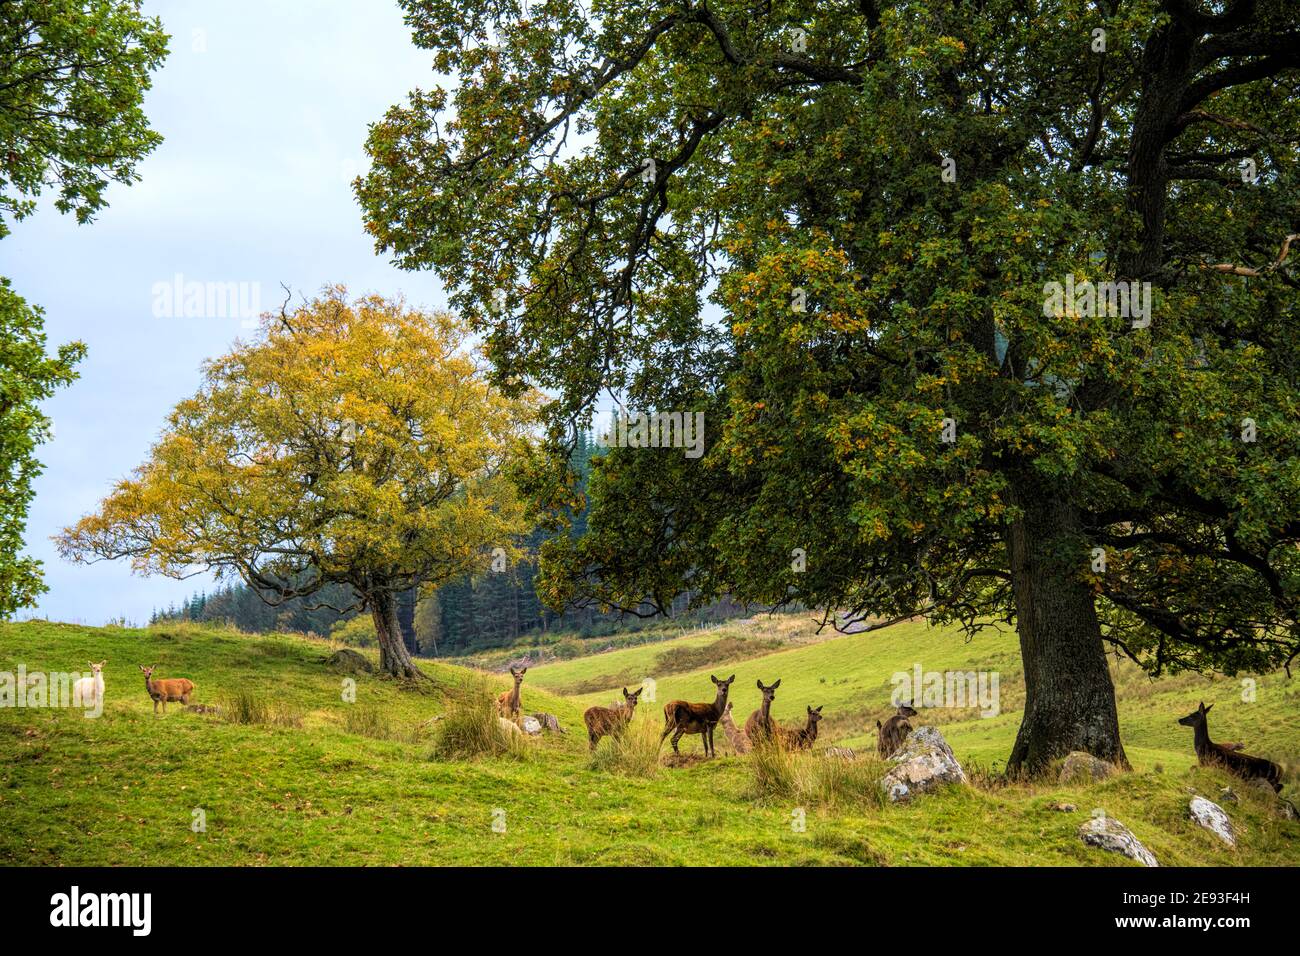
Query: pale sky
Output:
[[3, 1, 451, 625]]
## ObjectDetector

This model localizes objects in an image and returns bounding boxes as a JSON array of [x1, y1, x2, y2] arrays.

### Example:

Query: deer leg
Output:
[[589, 732, 599, 751], [671, 728, 684, 754]]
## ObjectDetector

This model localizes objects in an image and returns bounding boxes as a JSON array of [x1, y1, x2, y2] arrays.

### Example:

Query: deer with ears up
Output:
[[583, 686, 643, 750], [660, 674, 735, 757], [496, 666, 526, 719], [1178, 702, 1282, 793], [877, 700, 918, 758], [744, 678, 781, 744], [139, 665, 194, 716], [778, 705, 824, 750]]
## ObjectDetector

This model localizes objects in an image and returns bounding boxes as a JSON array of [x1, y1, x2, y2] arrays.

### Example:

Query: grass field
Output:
[[2, 617, 1297, 866]]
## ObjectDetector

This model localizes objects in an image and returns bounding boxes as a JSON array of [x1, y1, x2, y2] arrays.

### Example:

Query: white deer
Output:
[[72, 661, 106, 711]]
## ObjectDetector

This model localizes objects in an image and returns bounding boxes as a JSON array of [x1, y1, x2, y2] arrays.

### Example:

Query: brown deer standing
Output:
[[496, 666, 526, 719], [583, 686, 643, 750], [778, 705, 823, 750], [719, 701, 751, 754], [1178, 702, 1282, 793], [138, 665, 194, 716], [877, 700, 918, 758], [744, 678, 781, 744], [659, 674, 735, 757]]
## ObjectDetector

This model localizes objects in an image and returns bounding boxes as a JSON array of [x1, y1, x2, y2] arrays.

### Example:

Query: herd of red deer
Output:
[[498, 668, 1285, 792]]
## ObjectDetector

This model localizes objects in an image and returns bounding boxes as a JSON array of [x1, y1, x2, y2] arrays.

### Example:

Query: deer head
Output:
[[756, 678, 781, 709], [509, 666, 527, 686], [896, 700, 918, 718], [711, 673, 736, 708], [87, 660, 105, 676], [1178, 701, 1212, 728], [621, 685, 643, 713], [806, 704, 824, 729], [139, 664, 157, 680]]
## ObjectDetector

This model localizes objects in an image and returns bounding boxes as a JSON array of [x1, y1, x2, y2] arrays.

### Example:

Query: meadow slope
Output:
[[1, 618, 1297, 866]]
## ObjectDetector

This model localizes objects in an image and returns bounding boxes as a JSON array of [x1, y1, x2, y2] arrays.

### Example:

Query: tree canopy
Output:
[[0, 0, 166, 616], [0, 0, 168, 237], [58, 288, 538, 677], [359, 0, 1300, 769], [0, 280, 85, 617]]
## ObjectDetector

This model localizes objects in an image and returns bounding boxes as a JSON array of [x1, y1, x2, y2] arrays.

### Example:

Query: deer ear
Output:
[[772, 679, 781, 689], [727, 674, 735, 683], [520, 667, 527, 675], [816, 705, 823, 713], [622, 687, 629, 697], [1204, 703, 1213, 713], [756, 680, 763, 690], [711, 675, 719, 685]]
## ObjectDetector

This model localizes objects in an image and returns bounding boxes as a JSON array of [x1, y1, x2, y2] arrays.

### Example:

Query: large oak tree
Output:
[[58, 289, 537, 677], [358, 0, 1300, 769]]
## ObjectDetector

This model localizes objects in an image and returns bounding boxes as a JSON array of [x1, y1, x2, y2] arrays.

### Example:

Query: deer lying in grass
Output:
[[584, 686, 643, 750], [660, 674, 734, 757], [744, 678, 781, 744], [496, 666, 526, 719], [1178, 702, 1282, 793], [138, 665, 194, 716], [777, 705, 823, 750], [877, 700, 918, 758], [720, 701, 751, 754], [72, 661, 106, 710]]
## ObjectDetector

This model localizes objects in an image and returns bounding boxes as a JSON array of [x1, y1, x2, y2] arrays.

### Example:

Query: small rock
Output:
[[1079, 816, 1158, 867], [1218, 787, 1238, 803], [326, 648, 374, 675], [880, 726, 966, 803], [521, 715, 542, 735], [530, 712, 566, 734], [183, 704, 222, 715], [1059, 751, 1116, 784], [1188, 796, 1235, 846], [824, 747, 858, 759], [1048, 802, 1077, 813]]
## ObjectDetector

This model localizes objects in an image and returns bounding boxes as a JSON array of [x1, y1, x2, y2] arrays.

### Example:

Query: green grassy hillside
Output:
[[543, 614, 1300, 774], [1, 618, 1297, 866]]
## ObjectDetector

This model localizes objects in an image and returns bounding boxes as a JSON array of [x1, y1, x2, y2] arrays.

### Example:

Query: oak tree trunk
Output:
[[370, 590, 423, 679], [1005, 474, 1128, 776]]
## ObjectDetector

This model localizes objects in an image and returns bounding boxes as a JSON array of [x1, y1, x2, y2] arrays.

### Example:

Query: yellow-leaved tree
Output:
[[57, 287, 536, 678]]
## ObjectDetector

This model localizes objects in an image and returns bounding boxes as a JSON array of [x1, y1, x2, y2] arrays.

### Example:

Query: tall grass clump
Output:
[[747, 740, 886, 809], [587, 718, 660, 778], [218, 691, 303, 728], [341, 704, 428, 744], [429, 679, 527, 761]]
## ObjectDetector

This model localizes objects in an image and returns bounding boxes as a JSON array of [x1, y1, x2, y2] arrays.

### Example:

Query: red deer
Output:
[[496, 666, 526, 718], [719, 701, 751, 754], [584, 686, 643, 750], [659, 674, 735, 757], [744, 678, 781, 744], [877, 700, 918, 758], [778, 705, 823, 750], [138, 665, 194, 716], [1178, 702, 1282, 793]]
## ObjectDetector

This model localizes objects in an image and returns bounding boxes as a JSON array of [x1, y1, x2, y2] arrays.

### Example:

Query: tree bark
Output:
[[1004, 473, 1128, 776], [370, 590, 423, 679]]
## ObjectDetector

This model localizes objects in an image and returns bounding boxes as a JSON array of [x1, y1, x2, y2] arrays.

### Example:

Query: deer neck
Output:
[[1192, 719, 1213, 756], [143, 675, 155, 695]]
